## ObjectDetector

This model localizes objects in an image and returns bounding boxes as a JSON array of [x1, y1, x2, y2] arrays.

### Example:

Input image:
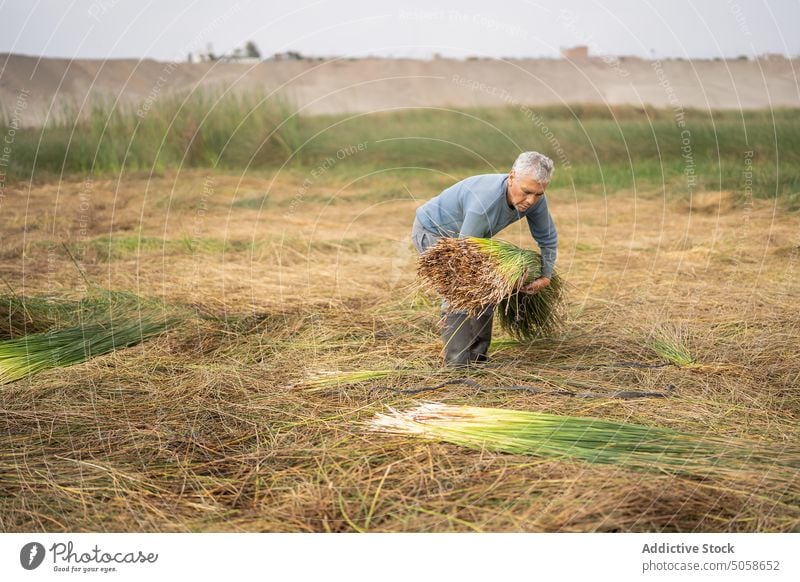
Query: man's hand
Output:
[[521, 276, 551, 294]]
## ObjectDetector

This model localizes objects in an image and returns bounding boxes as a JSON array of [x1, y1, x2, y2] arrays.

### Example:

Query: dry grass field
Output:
[[1, 169, 798, 532]]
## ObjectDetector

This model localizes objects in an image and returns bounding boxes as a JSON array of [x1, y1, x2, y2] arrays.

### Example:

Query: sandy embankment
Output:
[[1, 53, 798, 126]]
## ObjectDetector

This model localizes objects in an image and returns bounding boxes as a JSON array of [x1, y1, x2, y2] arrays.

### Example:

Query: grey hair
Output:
[[512, 151, 554, 183]]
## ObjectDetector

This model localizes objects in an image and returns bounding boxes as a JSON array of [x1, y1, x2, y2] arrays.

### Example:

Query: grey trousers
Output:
[[411, 218, 494, 367]]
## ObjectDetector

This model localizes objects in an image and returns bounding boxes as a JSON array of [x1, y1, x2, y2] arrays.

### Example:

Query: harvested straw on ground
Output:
[[417, 237, 564, 339], [0, 290, 168, 340], [0, 295, 69, 339], [369, 403, 798, 475], [0, 318, 171, 385]]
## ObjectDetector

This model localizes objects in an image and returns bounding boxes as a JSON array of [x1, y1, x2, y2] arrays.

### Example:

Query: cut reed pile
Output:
[[417, 237, 565, 339], [369, 403, 800, 479], [0, 290, 167, 339], [0, 318, 172, 385]]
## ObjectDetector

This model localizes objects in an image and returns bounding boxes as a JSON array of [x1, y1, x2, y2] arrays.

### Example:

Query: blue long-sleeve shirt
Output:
[[415, 173, 558, 277]]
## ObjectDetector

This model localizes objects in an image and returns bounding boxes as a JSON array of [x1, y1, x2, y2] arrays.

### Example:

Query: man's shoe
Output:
[[470, 354, 490, 365]]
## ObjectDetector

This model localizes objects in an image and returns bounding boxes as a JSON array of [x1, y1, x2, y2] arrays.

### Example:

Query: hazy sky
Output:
[[1, 0, 798, 61]]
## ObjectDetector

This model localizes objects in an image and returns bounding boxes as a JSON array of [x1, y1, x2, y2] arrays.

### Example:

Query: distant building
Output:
[[561, 46, 589, 60], [271, 51, 305, 61], [758, 53, 786, 61]]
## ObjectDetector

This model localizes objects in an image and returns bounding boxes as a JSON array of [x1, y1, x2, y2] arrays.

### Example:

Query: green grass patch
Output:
[[3, 95, 798, 203]]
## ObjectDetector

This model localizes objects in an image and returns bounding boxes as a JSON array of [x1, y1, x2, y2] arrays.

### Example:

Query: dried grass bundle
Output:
[[417, 237, 565, 339], [0, 317, 171, 385]]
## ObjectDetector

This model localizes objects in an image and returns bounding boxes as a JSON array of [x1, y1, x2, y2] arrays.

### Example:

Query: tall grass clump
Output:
[[3, 103, 799, 201], [370, 403, 799, 475], [0, 317, 171, 385], [418, 237, 565, 339], [0, 89, 301, 179]]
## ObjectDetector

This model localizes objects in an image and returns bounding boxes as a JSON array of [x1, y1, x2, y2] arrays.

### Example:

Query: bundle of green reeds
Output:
[[0, 318, 171, 385], [0, 290, 167, 340], [0, 295, 56, 339], [302, 369, 398, 391], [369, 403, 787, 473], [417, 237, 564, 339]]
